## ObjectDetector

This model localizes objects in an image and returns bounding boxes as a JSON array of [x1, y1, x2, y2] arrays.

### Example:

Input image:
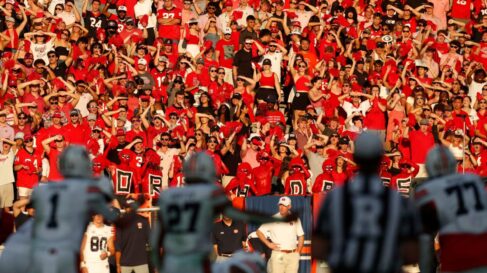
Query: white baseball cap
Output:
[[278, 196, 291, 206], [223, 27, 232, 34], [138, 58, 147, 65]]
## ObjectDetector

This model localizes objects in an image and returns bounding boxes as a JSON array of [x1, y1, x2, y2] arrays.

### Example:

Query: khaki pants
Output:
[[267, 251, 299, 273]]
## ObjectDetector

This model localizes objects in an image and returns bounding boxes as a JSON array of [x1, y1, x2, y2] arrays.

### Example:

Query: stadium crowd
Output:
[[0, 0, 486, 208]]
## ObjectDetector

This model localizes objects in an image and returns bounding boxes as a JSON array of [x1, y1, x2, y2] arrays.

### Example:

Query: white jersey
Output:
[[31, 178, 114, 252], [158, 184, 227, 256], [415, 173, 487, 272], [83, 223, 113, 262]]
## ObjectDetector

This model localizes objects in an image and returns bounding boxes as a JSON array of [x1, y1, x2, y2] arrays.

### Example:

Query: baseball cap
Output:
[[262, 59, 272, 66], [116, 128, 125, 136], [158, 56, 168, 63], [138, 58, 147, 65], [188, 18, 198, 25], [291, 29, 302, 35], [5, 17, 15, 23], [5, 0, 15, 5], [70, 109, 79, 116], [118, 5, 127, 11], [126, 17, 134, 24], [223, 27, 232, 34], [419, 119, 429, 125], [245, 39, 253, 44], [196, 58, 205, 65], [52, 112, 62, 119], [164, 39, 173, 45], [278, 196, 291, 206], [14, 132, 24, 140], [225, 0, 232, 6], [338, 137, 349, 145], [232, 93, 242, 100]]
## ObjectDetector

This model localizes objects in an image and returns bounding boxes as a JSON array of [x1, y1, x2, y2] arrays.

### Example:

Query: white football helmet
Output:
[[425, 144, 457, 178], [212, 251, 266, 273], [58, 145, 93, 179], [183, 152, 217, 184]]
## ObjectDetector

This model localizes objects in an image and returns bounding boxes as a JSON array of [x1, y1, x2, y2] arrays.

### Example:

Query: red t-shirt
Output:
[[408, 130, 435, 164], [157, 7, 182, 40], [215, 38, 238, 68], [47, 149, 63, 181], [14, 148, 42, 188]]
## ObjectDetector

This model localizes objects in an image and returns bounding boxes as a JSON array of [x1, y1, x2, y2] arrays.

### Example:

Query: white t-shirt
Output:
[[342, 100, 372, 117], [157, 148, 180, 188], [134, 0, 157, 29], [31, 40, 55, 64], [0, 150, 15, 184], [258, 213, 304, 251]]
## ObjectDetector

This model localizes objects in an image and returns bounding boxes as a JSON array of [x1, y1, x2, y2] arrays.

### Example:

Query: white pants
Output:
[[85, 261, 110, 273], [267, 251, 299, 273]]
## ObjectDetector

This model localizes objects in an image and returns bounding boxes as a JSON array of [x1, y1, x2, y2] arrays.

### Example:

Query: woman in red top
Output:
[[3, 7, 27, 51], [289, 55, 311, 126], [256, 58, 281, 103], [330, 155, 355, 187], [183, 18, 201, 58]]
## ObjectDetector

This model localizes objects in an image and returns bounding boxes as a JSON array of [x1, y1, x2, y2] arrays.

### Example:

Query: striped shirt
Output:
[[314, 173, 420, 273]]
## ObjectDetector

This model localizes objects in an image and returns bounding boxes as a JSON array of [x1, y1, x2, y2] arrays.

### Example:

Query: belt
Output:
[[220, 253, 233, 257], [277, 249, 296, 253]]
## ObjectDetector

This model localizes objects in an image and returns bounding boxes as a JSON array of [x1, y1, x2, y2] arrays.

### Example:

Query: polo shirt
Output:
[[257, 213, 304, 251], [212, 220, 246, 255]]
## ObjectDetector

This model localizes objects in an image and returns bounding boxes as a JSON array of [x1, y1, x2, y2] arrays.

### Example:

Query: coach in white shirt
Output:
[[256, 196, 304, 273]]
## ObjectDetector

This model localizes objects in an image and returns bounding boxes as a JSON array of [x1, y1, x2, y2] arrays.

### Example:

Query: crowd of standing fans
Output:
[[0, 0, 486, 212]]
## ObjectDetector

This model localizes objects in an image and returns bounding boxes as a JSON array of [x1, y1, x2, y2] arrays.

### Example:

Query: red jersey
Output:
[[284, 172, 308, 196], [450, 0, 471, 20], [252, 162, 273, 196], [312, 172, 335, 194], [64, 123, 90, 146], [112, 164, 141, 195], [14, 148, 42, 188], [208, 81, 234, 108], [225, 177, 258, 197], [157, 7, 182, 40], [169, 172, 185, 188], [141, 168, 163, 199]]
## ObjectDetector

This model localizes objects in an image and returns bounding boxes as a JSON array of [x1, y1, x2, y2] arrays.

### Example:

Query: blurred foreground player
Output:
[[415, 145, 487, 273], [152, 152, 294, 273], [28, 145, 141, 273], [312, 132, 420, 273]]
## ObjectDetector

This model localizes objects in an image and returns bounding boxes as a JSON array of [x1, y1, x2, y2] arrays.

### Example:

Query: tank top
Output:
[[4, 28, 19, 49], [259, 72, 275, 87], [295, 76, 310, 92]]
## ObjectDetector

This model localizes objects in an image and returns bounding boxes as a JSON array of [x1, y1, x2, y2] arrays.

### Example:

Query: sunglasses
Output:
[[24, 138, 33, 143], [403, 30, 410, 33], [196, 133, 202, 136], [218, 71, 225, 74], [132, 119, 141, 122], [48, 54, 56, 58], [210, 69, 217, 72], [170, 116, 177, 120], [54, 139, 64, 142], [245, 43, 252, 45], [161, 138, 170, 141], [299, 65, 307, 68], [208, 139, 218, 143], [51, 100, 59, 104]]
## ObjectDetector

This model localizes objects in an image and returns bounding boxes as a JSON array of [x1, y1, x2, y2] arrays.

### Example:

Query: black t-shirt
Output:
[[115, 214, 150, 266], [211, 220, 246, 255], [50, 61, 68, 78], [239, 29, 258, 46], [233, 49, 254, 78], [107, 143, 127, 164], [221, 147, 241, 176], [382, 14, 399, 28], [83, 11, 108, 38]]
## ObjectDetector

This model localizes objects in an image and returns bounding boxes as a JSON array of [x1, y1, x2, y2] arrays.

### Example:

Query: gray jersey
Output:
[[31, 178, 114, 252], [158, 184, 227, 256], [0, 219, 33, 273]]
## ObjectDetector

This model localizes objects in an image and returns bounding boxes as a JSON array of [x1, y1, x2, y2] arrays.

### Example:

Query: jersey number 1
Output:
[[47, 193, 59, 229]]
